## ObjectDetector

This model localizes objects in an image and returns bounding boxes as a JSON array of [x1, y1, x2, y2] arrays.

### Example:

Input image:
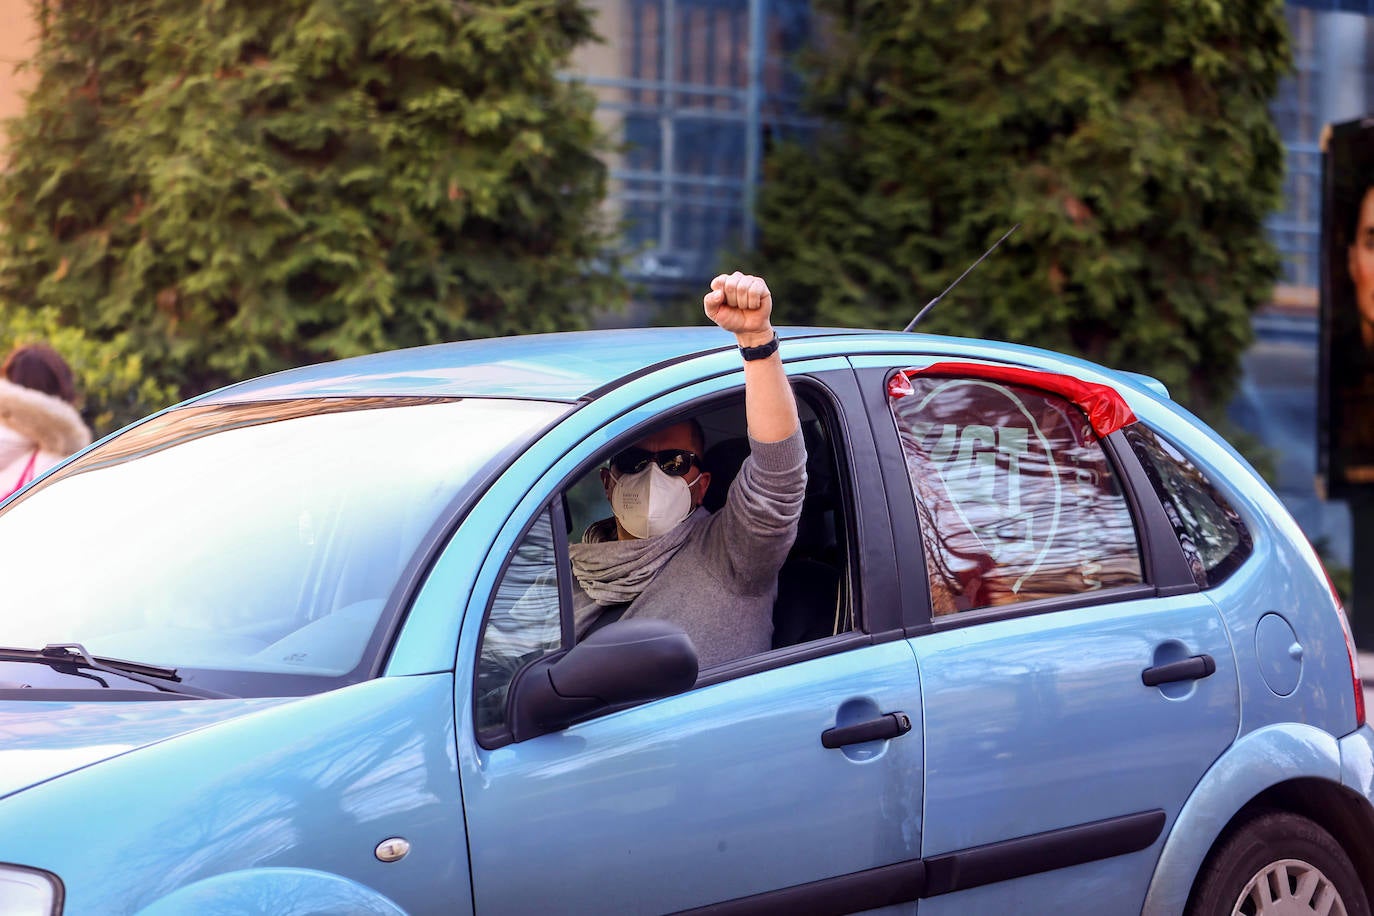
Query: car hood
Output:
[[0, 696, 295, 799]]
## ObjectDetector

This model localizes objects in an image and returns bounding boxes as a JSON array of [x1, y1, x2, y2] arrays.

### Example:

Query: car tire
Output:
[[1185, 809, 1371, 916]]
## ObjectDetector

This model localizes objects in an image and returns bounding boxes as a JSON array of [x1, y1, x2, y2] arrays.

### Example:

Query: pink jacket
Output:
[[0, 379, 92, 497]]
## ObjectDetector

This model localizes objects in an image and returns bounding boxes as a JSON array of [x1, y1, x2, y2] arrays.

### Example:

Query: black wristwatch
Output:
[[738, 333, 780, 361]]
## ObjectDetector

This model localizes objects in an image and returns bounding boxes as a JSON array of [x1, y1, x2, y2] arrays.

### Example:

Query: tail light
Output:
[[1324, 566, 1365, 728]]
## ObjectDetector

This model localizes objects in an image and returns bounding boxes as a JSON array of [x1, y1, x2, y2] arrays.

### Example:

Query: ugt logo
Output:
[[901, 379, 1077, 594]]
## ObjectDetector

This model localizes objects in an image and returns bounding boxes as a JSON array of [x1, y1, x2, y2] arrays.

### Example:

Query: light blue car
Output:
[[0, 327, 1370, 915]]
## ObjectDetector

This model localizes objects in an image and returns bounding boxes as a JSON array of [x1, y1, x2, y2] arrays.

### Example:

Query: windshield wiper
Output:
[[0, 644, 236, 699]]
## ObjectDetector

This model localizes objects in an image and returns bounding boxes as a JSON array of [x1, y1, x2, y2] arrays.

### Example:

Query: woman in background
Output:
[[0, 343, 92, 500]]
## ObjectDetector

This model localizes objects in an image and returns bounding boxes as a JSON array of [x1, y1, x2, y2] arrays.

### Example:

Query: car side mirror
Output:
[[508, 619, 698, 742]]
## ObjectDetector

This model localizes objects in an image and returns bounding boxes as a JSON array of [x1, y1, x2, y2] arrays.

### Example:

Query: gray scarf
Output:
[[569, 508, 710, 606]]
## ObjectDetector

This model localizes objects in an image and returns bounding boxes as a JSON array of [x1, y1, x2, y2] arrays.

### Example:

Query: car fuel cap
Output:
[[1255, 612, 1302, 697]]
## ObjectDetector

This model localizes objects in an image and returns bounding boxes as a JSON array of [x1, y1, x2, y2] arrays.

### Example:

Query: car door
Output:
[[455, 364, 929, 914], [855, 357, 1240, 914]]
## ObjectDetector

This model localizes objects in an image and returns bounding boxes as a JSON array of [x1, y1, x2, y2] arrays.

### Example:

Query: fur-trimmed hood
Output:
[[0, 378, 92, 461]]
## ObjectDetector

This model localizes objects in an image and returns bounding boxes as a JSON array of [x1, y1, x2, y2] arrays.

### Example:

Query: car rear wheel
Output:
[[1186, 810, 1370, 916]]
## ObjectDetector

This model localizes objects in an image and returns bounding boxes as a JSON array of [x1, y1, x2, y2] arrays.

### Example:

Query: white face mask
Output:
[[610, 464, 694, 539]]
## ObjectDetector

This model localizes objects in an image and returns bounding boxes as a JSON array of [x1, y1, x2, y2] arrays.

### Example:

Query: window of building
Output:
[[582, 0, 814, 297]]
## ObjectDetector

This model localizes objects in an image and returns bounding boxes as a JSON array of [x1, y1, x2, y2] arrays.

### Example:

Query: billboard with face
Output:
[[1321, 116, 1374, 497]]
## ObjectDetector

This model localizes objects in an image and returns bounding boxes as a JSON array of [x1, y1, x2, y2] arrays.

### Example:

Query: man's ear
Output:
[[692, 470, 712, 506], [600, 467, 614, 499]]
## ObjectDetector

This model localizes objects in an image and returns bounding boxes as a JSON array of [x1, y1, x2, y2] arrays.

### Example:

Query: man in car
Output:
[[569, 271, 806, 668]]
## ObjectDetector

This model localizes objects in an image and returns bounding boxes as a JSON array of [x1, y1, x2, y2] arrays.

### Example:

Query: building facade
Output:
[[0, 0, 39, 138], [1271, 2, 1372, 295], [572, 0, 812, 310]]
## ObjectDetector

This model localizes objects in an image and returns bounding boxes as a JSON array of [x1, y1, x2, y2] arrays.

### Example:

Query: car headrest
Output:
[[701, 437, 751, 513], [700, 420, 833, 515]]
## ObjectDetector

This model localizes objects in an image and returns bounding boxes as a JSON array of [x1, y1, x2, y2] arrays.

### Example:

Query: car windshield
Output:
[[0, 396, 565, 696]]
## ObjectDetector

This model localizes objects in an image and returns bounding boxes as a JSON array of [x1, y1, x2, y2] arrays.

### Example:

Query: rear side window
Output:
[[890, 372, 1143, 615], [1124, 426, 1252, 588]]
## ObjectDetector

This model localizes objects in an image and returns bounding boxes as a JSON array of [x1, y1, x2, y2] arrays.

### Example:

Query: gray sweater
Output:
[[572, 430, 807, 668]]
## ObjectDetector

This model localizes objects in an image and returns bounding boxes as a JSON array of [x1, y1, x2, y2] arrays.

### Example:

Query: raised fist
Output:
[[704, 271, 774, 347]]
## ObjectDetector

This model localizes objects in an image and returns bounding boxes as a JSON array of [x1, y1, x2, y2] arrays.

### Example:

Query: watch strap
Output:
[[738, 333, 780, 361]]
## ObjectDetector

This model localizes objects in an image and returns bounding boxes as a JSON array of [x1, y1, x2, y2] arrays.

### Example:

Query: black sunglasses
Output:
[[610, 447, 701, 478]]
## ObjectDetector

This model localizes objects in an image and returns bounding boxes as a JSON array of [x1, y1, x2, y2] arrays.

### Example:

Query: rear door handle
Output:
[[822, 712, 912, 749], [1141, 654, 1216, 687]]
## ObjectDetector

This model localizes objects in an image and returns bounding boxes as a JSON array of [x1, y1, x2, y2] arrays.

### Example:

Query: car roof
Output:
[[194, 327, 848, 404], [194, 326, 1167, 405]]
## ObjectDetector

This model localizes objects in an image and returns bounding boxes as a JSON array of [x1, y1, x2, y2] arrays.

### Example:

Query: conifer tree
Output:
[[753, 0, 1290, 414], [0, 0, 623, 430]]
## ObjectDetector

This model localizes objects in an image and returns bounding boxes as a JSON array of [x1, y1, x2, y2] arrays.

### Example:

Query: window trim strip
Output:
[[921, 808, 1166, 896]]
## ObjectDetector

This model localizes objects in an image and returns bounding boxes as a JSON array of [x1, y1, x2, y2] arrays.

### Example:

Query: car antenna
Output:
[[902, 223, 1021, 332]]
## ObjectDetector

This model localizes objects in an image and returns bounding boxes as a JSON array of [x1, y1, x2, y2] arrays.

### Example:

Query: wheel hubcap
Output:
[[1233, 858, 1347, 916]]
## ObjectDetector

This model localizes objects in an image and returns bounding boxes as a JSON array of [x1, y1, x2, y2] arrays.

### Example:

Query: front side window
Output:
[[475, 508, 564, 736], [890, 372, 1143, 615], [473, 390, 856, 745], [1125, 425, 1252, 588], [0, 396, 565, 696], [561, 395, 853, 651]]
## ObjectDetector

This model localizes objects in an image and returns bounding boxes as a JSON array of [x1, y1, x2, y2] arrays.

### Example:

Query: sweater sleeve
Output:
[[702, 428, 807, 596]]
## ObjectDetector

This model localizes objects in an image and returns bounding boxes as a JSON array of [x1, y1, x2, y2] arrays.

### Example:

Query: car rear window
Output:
[[1124, 425, 1252, 588], [889, 371, 1143, 615]]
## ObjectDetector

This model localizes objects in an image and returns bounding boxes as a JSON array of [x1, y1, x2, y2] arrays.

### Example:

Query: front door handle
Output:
[[1141, 654, 1216, 687], [822, 712, 912, 749]]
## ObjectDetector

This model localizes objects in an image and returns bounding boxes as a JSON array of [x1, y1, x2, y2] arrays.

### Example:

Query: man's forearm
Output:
[[706, 273, 798, 444], [740, 337, 799, 443]]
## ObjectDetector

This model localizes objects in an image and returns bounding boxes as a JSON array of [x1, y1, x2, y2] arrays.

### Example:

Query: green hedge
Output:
[[752, 0, 1290, 417], [0, 0, 624, 434]]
